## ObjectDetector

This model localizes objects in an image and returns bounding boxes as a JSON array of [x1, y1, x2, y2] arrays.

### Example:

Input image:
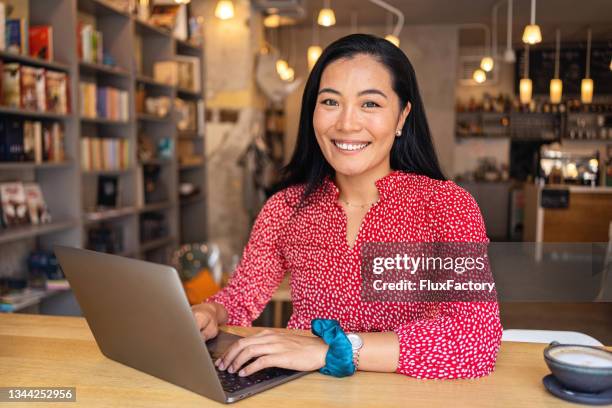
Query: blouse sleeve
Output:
[[205, 190, 291, 326], [392, 181, 503, 379]]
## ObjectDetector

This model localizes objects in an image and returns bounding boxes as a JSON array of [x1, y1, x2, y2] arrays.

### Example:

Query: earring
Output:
[[395, 130, 401, 137]]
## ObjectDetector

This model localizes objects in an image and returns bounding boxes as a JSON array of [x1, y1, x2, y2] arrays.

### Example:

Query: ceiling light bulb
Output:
[[522, 24, 542, 44], [276, 59, 289, 76], [384, 34, 400, 47], [480, 56, 494, 72], [581, 78, 594, 104], [549, 79, 562, 104], [263, 14, 280, 28], [307, 45, 322, 70], [473, 69, 486, 84], [214, 0, 234, 20], [520, 78, 532, 104], [317, 8, 336, 27]]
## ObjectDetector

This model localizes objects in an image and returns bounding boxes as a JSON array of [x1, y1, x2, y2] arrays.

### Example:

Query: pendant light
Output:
[[549, 29, 562, 104], [263, 14, 280, 28], [307, 15, 322, 70], [473, 69, 487, 83], [370, 0, 404, 47], [214, 0, 234, 20], [384, 11, 400, 47], [520, 45, 532, 104], [581, 28, 594, 104], [318, 0, 336, 27], [503, 0, 516, 62], [522, 0, 542, 44]]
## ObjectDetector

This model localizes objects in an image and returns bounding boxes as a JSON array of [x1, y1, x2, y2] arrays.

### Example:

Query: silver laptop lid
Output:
[[54, 246, 226, 403]]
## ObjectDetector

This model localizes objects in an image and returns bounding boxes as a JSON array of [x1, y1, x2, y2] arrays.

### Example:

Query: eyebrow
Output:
[[318, 87, 388, 99]]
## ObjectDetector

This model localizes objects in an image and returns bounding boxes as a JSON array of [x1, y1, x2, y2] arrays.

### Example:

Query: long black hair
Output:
[[278, 33, 445, 205]]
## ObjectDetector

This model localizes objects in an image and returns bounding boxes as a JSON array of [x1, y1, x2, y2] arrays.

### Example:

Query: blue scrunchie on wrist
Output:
[[311, 318, 355, 377]]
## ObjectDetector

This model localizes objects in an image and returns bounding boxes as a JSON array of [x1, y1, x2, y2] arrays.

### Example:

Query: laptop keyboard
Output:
[[215, 361, 296, 394]]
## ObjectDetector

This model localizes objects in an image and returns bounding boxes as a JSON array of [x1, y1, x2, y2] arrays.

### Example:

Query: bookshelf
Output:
[[0, 0, 207, 306]]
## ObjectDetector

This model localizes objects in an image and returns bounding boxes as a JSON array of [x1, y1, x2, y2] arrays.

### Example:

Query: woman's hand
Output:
[[191, 302, 222, 340], [215, 330, 329, 376]]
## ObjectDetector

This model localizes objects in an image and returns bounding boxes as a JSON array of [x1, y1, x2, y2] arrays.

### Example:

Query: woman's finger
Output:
[[216, 334, 277, 370], [238, 354, 281, 377], [228, 343, 280, 374]]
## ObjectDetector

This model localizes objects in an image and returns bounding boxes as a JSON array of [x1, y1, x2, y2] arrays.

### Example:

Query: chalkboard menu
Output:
[[515, 41, 612, 96]]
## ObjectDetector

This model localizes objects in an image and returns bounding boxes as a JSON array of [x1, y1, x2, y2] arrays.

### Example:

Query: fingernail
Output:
[[214, 359, 220, 366], [219, 362, 225, 370], [228, 366, 234, 373], [238, 370, 245, 377]]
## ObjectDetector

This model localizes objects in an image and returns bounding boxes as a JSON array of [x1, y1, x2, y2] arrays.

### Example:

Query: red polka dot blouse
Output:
[[208, 170, 503, 379]]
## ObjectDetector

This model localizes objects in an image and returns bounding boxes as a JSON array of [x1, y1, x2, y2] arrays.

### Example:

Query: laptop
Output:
[[54, 246, 308, 403]]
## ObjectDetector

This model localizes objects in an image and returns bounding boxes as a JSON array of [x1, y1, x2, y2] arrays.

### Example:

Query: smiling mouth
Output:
[[332, 140, 371, 152]]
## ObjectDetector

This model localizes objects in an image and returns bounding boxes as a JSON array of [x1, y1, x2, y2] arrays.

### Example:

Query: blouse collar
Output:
[[321, 170, 406, 203]]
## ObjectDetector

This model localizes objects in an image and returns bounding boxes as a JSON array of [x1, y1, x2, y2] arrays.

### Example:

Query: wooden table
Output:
[[0, 314, 600, 407]]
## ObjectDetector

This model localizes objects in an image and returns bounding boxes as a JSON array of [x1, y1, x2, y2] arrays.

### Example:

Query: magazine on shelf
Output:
[[23, 182, 52, 225], [0, 181, 29, 227]]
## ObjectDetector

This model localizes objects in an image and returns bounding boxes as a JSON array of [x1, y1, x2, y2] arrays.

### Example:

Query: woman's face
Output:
[[313, 54, 410, 177]]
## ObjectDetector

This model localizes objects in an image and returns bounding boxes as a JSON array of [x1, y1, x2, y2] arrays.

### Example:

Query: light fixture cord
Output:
[[586, 27, 592, 78], [524, 44, 529, 78], [324, 0, 330, 9], [507, 0, 513, 52], [554, 29, 560, 79], [312, 13, 319, 45], [368, 0, 405, 38], [530, 0, 536, 25]]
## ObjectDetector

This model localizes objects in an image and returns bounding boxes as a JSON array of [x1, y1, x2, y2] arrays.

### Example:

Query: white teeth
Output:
[[333, 141, 369, 151]]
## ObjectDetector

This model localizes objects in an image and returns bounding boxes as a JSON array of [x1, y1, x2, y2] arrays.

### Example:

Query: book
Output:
[[0, 2, 5, 51], [97, 175, 119, 208], [174, 55, 200, 92], [29, 25, 53, 61], [2, 62, 20, 108], [5, 18, 26, 54], [153, 60, 178, 86], [22, 120, 34, 161], [20, 65, 45, 111], [23, 182, 51, 225], [45, 70, 68, 114], [4, 117, 22, 160], [149, 4, 180, 30], [0, 182, 29, 226]]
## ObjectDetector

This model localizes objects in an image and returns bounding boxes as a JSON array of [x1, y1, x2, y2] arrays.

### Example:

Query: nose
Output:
[[335, 105, 362, 133]]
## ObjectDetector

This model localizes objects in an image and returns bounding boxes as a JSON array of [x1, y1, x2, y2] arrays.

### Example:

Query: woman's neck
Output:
[[334, 164, 392, 206]]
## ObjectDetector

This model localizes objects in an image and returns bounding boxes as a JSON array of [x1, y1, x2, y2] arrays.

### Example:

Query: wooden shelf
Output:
[[176, 88, 202, 99], [176, 39, 203, 53], [179, 193, 205, 206], [138, 201, 174, 213], [82, 168, 134, 176], [135, 75, 175, 91], [179, 162, 205, 170], [0, 50, 70, 72], [137, 113, 172, 123], [139, 158, 173, 166], [177, 131, 203, 139], [80, 116, 130, 125], [0, 106, 72, 120], [0, 161, 73, 170], [139, 235, 176, 252], [79, 61, 130, 78], [77, 0, 130, 17], [134, 18, 173, 38], [0, 219, 79, 245], [83, 207, 137, 224]]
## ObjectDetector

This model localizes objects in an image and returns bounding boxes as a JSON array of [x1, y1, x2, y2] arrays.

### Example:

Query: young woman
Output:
[[192, 33, 502, 379]]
